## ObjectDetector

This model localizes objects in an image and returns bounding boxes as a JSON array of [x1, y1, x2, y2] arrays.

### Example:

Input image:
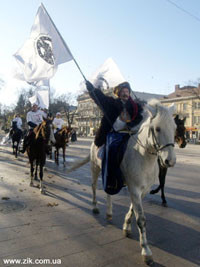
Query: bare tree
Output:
[[49, 92, 77, 127]]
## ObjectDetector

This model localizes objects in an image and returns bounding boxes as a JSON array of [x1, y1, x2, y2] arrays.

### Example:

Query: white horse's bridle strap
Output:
[[150, 128, 174, 152]]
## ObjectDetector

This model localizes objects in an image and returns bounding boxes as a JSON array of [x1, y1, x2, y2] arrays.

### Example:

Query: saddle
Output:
[[101, 132, 130, 195]]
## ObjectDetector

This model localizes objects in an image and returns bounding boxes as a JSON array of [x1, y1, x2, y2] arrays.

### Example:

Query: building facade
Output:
[[161, 84, 200, 141]]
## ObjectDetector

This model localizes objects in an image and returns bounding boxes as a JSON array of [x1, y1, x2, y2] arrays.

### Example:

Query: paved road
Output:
[[0, 138, 199, 267]]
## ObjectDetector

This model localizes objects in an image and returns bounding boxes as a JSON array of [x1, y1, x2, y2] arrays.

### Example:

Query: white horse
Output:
[[67, 99, 176, 265]]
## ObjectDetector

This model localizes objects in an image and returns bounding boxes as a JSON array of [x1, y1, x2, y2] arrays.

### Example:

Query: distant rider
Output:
[[52, 112, 64, 133], [9, 113, 23, 138]]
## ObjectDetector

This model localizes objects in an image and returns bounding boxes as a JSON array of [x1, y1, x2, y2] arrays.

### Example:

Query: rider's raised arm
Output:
[[85, 80, 115, 114]]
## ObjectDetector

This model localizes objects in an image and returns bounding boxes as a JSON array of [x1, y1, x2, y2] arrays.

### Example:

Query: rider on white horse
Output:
[[85, 80, 144, 194], [85, 80, 143, 147]]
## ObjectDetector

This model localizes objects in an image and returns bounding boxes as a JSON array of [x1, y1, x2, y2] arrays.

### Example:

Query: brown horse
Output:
[[54, 126, 71, 167], [26, 119, 55, 194], [150, 115, 187, 206]]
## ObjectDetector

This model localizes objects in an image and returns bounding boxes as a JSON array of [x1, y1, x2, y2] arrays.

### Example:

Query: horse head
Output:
[[34, 119, 55, 144], [174, 115, 187, 148], [145, 100, 176, 168], [57, 126, 71, 144], [12, 121, 18, 131]]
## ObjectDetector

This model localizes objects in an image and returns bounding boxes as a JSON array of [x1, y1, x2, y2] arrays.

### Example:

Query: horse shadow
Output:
[[147, 190, 200, 220], [43, 182, 200, 266]]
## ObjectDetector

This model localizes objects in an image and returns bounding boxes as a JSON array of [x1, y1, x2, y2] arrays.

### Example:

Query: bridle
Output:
[[150, 127, 174, 154], [131, 124, 174, 157]]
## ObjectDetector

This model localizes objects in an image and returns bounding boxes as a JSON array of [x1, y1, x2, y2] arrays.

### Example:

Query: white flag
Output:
[[14, 3, 73, 83], [13, 67, 50, 87], [29, 89, 49, 109], [89, 58, 125, 89]]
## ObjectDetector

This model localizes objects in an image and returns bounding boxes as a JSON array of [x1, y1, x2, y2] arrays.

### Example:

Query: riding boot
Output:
[[20, 134, 30, 153], [19, 137, 27, 153]]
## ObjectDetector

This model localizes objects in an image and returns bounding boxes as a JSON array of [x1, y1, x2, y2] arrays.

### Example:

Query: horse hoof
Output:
[[123, 229, 131, 238], [162, 202, 168, 207], [106, 214, 112, 221], [30, 182, 33, 187], [92, 208, 99, 214], [40, 189, 45, 195], [150, 190, 156, 195], [143, 255, 154, 266]]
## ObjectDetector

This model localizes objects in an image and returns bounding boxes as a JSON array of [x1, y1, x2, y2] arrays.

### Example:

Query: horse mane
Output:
[[12, 121, 18, 129], [34, 121, 46, 139], [147, 98, 174, 123], [132, 99, 175, 134], [58, 126, 66, 135]]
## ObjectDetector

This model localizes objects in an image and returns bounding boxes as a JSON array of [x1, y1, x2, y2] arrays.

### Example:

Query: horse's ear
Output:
[[174, 114, 179, 120], [174, 114, 179, 123], [168, 103, 175, 116], [145, 104, 157, 118]]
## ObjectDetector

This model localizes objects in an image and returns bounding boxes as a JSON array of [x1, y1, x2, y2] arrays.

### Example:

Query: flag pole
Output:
[[41, 3, 87, 82], [41, 3, 113, 127]]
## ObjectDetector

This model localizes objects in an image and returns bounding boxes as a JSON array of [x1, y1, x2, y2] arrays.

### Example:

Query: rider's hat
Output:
[[56, 112, 61, 116], [113, 82, 131, 97]]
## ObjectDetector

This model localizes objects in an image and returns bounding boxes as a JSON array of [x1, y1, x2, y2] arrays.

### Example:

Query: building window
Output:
[[194, 116, 200, 124], [183, 103, 187, 111], [194, 102, 200, 109]]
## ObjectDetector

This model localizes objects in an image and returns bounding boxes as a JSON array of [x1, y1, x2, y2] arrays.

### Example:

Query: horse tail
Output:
[[67, 154, 90, 173]]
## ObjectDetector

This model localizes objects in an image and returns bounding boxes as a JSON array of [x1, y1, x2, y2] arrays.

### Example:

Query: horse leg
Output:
[[54, 149, 57, 164], [150, 185, 161, 195], [12, 141, 15, 155], [150, 160, 162, 195], [128, 191, 153, 265], [106, 194, 112, 220], [30, 161, 34, 187], [49, 146, 52, 159], [123, 203, 133, 237], [57, 148, 59, 166], [39, 164, 45, 194], [55, 148, 59, 165], [15, 141, 19, 158], [91, 163, 100, 214], [63, 146, 66, 167], [34, 163, 39, 181], [160, 168, 168, 207], [54, 148, 59, 165]]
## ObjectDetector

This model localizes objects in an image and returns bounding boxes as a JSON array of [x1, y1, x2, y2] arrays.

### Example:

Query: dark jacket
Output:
[[89, 88, 143, 147]]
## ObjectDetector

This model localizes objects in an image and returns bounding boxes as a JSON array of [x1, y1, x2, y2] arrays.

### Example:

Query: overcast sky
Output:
[[0, 0, 200, 106]]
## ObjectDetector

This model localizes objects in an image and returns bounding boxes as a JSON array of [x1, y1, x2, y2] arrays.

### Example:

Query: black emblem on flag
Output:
[[36, 36, 54, 65]]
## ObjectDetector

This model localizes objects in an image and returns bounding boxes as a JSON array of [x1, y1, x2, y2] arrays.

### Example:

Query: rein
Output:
[[150, 127, 174, 153], [127, 125, 174, 156]]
